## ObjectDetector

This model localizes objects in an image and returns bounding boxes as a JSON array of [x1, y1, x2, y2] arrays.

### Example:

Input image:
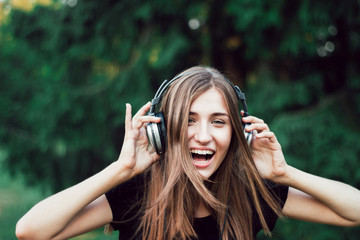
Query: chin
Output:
[[197, 170, 213, 180]]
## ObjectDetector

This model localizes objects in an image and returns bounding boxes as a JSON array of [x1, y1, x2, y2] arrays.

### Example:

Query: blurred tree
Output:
[[0, 0, 359, 238]]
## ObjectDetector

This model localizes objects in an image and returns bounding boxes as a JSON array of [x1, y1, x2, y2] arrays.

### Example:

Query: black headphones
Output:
[[146, 72, 253, 155]]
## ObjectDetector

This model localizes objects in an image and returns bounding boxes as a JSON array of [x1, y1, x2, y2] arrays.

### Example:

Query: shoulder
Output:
[[264, 180, 289, 208], [105, 174, 145, 220], [252, 181, 289, 234], [105, 173, 145, 202]]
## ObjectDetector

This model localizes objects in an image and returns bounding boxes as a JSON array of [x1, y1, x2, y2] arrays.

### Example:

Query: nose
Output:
[[194, 122, 212, 144]]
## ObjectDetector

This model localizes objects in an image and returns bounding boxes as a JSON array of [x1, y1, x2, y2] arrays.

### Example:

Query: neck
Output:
[[195, 199, 211, 218]]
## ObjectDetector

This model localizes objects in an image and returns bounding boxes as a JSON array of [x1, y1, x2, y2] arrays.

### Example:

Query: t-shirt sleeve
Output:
[[105, 175, 144, 234], [253, 181, 289, 234], [263, 181, 289, 230]]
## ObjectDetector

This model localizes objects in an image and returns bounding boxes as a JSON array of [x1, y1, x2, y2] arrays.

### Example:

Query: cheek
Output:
[[216, 129, 232, 152], [220, 139, 231, 154], [187, 128, 194, 141]]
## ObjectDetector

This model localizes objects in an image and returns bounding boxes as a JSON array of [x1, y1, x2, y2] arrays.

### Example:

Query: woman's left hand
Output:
[[243, 113, 360, 227], [242, 113, 287, 182]]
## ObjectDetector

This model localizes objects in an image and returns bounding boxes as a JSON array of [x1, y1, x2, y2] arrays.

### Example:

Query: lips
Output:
[[190, 149, 215, 168]]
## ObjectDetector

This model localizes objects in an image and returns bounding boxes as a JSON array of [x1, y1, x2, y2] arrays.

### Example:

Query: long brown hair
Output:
[[138, 66, 282, 240]]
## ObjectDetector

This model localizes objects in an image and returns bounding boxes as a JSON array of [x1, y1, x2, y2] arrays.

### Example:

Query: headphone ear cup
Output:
[[242, 122, 253, 146], [155, 112, 167, 154], [146, 112, 167, 155]]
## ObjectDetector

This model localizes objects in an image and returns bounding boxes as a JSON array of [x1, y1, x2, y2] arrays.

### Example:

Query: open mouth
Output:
[[190, 149, 215, 167]]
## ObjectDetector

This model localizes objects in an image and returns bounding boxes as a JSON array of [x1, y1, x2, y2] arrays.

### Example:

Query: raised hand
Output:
[[242, 113, 287, 182], [117, 102, 161, 176]]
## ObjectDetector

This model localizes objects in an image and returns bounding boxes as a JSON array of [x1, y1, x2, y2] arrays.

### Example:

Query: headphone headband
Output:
[[149, 71, 249, 115]]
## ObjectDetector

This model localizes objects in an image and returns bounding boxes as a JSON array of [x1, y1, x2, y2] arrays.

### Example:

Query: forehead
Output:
[[190, 88, 228, 114]]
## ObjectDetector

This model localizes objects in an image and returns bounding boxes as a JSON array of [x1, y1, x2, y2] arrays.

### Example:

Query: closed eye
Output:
[[212, 119, 226, 125]]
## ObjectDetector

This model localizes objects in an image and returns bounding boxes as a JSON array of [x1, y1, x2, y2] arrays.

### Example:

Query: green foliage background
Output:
[[0, 0, 359, 239]]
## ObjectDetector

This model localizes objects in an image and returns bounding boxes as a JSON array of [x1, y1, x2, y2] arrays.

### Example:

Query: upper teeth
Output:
[[190, 149, 214, 155]]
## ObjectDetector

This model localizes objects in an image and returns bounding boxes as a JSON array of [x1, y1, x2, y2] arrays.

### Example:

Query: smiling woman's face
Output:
[[188, 87, 232, 179]]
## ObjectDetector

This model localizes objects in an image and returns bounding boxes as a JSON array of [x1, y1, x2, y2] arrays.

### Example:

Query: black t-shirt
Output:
[[105, 175, 289, 240]]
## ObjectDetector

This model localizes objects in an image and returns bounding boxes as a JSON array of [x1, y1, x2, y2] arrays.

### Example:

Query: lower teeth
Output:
[[193, 159, 210, 163]]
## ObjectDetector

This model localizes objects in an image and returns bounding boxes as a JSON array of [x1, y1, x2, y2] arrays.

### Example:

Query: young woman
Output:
[[16, 66, 360, 240]]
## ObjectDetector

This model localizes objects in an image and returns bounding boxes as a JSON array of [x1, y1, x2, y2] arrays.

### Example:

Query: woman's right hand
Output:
[[116, 102, 161, 177], [15, 102, 160, 240]]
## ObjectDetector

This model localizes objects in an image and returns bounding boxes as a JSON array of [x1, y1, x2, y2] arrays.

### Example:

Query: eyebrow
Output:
[[189, 111, 229, 118]]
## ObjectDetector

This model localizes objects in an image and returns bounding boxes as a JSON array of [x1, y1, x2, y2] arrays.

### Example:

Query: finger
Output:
[[255, 131, 278, 143], [125, 103, 133, 131], [142, 115, 162, 123], [133, 102, 152, 119], [133, 116, 161, 130], [242, 115, 264, 124], [245, 122, 270, 132], [150, 152, 161, 163]]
